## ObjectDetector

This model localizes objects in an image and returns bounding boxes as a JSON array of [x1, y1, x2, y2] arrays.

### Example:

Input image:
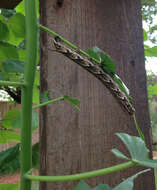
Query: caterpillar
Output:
[[52, 37, 135, 115]]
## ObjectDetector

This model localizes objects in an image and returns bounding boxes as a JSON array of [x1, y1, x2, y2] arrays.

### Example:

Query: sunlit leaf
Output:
[[143, 29, 148, 41], [145, 46, 157, 57], [0, 130, 20, 143], [0, 42, 18, 61], [8, 13, 25, 38], [0, 184, 19, 190], [15, 0, 39, 18]]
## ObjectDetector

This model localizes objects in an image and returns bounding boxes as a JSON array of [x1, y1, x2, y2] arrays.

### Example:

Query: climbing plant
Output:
[[0, 0, 157, 190]]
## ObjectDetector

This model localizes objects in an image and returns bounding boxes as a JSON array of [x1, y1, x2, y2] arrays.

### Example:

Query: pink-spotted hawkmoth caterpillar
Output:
[[52, 37, 135, 115]]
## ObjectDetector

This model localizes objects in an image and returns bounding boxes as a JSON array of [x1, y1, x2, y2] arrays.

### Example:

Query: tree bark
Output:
[[40, 0, 154, 189]]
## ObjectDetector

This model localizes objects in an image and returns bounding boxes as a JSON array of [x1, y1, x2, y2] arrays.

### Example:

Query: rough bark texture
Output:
[[40, 0, 154, 189]]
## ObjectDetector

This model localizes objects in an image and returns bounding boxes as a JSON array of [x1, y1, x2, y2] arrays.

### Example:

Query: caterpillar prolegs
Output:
[[52, 37, 135, 115]]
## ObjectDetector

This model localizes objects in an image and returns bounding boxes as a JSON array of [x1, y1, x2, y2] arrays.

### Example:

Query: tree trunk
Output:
[[39, 0, 154, 189]]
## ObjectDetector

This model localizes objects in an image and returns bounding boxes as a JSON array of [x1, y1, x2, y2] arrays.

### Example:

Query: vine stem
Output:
[[33, 96, 64, 109], [39, 24, 100, 64], [24, 161, 135, 182], [20, 0, 38, 189], [0, 81, 25, 87]]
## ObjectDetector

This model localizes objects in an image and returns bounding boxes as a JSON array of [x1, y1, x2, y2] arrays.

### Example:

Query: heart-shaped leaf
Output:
[[0, 42, 18, 61], [74, 170, 149, 190], [8, 13, 25, 38], [111, 133, 157, 168]]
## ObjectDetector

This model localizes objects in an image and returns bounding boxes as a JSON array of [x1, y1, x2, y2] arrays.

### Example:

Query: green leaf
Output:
[[112, 133, 157, 168], [8, 13, 25, 38], [88, 46, 116, 76], [88, 48, 101, 62], [0, 8, 16, 18], [64, 96, 80, 110], [74, 180, 91, 190], [18, 48, 26, 61], [1, 109, 20, 129], [148, 84, 157, 96], [2, 109, 39, 130], [0, 144, 20, 175], [93, 184, 111, 190], [15, 0, 39, 18], [0, 20, 9, 41], [0, 184, 19, 190], [40, 90, 51, 103], [143, 29, 148, 41], [15, 0, 25, 15], [0, 42, 18, 61], [111, 149, 129, 160], [3, 59, 25, 73], [100, 52, 116, 76], [145, 46, 157, 57], [0, 130, 20, 143], [113, 169, 150, 190]]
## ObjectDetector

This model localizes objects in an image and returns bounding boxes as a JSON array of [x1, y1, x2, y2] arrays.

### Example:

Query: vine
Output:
[[0, 0, 156, 190]]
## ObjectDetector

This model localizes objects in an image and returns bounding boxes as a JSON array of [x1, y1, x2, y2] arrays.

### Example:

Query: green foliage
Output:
[[0, 144, 20, 175], [143, 29, 148, 41], [0, 130, 20, 143], [74, 169, 150, 190], [142, 0, 157, 44], [64, 96, 80, 110], [8, 13, 25, 38], [0, 184, 19, 190], [2, 59, 25, 73], [87, 46, 132, 101], [1, 109, 39, 130], [0, 142, 39, 176], [112, 133, 157, 168], [88, 46, 116, 76], [145, 46, 157, 57], [40, 90, 51, 103]]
